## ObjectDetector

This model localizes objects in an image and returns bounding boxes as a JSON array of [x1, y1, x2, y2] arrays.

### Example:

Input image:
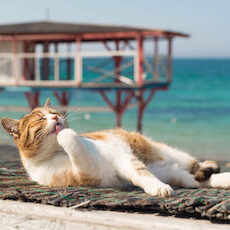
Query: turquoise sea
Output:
[[0, 58, 229, 159]]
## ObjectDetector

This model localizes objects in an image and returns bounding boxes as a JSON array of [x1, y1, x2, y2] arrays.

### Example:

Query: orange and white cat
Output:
[[2, 99, 230, 197]]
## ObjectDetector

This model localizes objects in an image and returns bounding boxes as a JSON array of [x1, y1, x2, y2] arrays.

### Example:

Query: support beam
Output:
[[136, 36, 144, 85], [54, 43, 59, 81], [42, 42, 50, 80], [53, 91, 71, 106], [137, 89, 156, 132], [154, 37, 159, 82], [167, 36, 173, 83], [67, 43, 72, 80], [114, 40, 122, 83], [27, 42, 35, 81], [99, 90, 134, 129], [24, 92, 40, 110], [102, 41, 112, 51]]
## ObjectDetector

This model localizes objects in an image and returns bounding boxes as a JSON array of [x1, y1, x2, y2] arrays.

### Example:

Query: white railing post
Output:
[[12, 40, 19, 85], [35, 56, 40, 82], [75, 37, 82, 85], [54, 53, 59, 81], [134, 49, 139, 83]]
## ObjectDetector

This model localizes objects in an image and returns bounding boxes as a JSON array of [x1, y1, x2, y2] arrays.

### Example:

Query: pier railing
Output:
[[0, 51, 167, 87]]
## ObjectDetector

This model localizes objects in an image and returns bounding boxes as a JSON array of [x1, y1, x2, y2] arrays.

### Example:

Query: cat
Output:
[[1, 98, 230, 198]]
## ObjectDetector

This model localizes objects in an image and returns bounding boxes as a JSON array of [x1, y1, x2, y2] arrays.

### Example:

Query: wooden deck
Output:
[[0, 81, 169, 91]]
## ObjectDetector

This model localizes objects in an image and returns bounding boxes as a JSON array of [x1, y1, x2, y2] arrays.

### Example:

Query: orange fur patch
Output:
[[50, 170, 78, 187], [108, 129, 163, 164], [50, 171, 100, 187], [131, 158, 152, 177], [16, 110, 47, 158], [81, 129, 163, 164], [77, 173, 101, 186], [80, 132, 107, 141], [13, 107, 65, 160]]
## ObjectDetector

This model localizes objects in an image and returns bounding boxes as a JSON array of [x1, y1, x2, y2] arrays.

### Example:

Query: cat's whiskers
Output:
[[36, 129, 46, 139]]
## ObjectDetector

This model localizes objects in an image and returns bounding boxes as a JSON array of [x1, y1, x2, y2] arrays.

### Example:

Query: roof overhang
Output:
[[0, 21, 189, 42]]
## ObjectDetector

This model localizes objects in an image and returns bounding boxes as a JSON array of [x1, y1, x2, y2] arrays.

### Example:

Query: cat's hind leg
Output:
[[151, 160, 230, 190], [150, 162, 200, 188], [114, 154, 173, 197]]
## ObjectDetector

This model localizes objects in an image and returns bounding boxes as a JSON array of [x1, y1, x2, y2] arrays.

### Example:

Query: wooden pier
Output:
[[0, 21, 189, 132]]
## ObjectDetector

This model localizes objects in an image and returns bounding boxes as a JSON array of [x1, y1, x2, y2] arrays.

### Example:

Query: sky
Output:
[[0, 0, 229, 57]]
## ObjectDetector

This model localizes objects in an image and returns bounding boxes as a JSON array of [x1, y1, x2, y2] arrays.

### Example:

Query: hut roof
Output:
[[0, 21, 188, 38]]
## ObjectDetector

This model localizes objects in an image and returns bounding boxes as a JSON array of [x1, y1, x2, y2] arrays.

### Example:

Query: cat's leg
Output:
[[114, 154, 173, 197], [153, 141, 199, 173], [151, 161, 230, 190], [153, 142, 221, 184], [150, 162, 200, 188], [57, 128, 95, 175]]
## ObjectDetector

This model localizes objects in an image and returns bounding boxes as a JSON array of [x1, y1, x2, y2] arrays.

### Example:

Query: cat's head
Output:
[[1, 98, 67, 158]]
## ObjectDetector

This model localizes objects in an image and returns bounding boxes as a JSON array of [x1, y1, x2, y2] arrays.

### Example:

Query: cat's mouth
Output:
[[55, 123, 64, 134], [49, 123, 64, 135]]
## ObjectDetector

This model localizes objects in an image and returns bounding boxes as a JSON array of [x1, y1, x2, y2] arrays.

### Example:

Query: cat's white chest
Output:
[[81, 137, 130, 187], [22, 152, 71, 185]]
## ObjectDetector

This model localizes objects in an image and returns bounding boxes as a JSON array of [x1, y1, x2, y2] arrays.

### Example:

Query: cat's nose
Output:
[[51, 115, 58, 122]]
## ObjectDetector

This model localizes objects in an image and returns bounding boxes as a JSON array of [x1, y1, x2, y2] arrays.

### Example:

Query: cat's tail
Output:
[[189, 160, 220, 182]]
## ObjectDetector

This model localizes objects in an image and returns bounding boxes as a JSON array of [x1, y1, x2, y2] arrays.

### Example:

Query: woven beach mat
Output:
[[1, 161, 230, 221]]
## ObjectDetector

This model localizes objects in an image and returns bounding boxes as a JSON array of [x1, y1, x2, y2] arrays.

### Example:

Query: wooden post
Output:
[[154, 37, 159, 82], [54, 43, 59, 81], [28, 42, 35, 80], [99, 90, 134, 129], [114, 40, 123, 128], [167, 36, 173, 83], [12, 40, 19, 85], [67, 43, 71, 80], [114, 40, 122, 83], [136, 35, 144, 85], [25, 92, 40, 109], [42, 42, 49, 80], [75, 37, 82, 85], [137, 89, 156, 133]]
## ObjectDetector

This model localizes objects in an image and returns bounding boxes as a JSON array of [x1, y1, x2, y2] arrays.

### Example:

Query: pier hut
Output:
[[0, 21, 188, 132]]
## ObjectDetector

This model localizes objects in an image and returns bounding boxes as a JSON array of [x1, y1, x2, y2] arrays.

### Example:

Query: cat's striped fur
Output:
[[1, 99, 230, 197]]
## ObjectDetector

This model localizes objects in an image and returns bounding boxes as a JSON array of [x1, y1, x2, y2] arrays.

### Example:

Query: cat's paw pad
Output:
[[144, 183, 173, 198], [57, 128, 77, 147]]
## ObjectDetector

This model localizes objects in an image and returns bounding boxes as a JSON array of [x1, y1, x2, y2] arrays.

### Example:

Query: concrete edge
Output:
[[0, 200, 229, 230]]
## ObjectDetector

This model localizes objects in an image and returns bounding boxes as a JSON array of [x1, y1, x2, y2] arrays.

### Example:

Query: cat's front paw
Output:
[[144, 183, 173, 198], [57, 128, 77, 148]]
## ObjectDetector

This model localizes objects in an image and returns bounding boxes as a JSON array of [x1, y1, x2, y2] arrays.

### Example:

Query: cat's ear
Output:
[[44, 98, 51, 108], [1, 118, 20, 138]]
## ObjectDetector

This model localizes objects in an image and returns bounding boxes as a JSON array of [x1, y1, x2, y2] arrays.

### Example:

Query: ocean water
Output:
[[0, 58, 229, 159]]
